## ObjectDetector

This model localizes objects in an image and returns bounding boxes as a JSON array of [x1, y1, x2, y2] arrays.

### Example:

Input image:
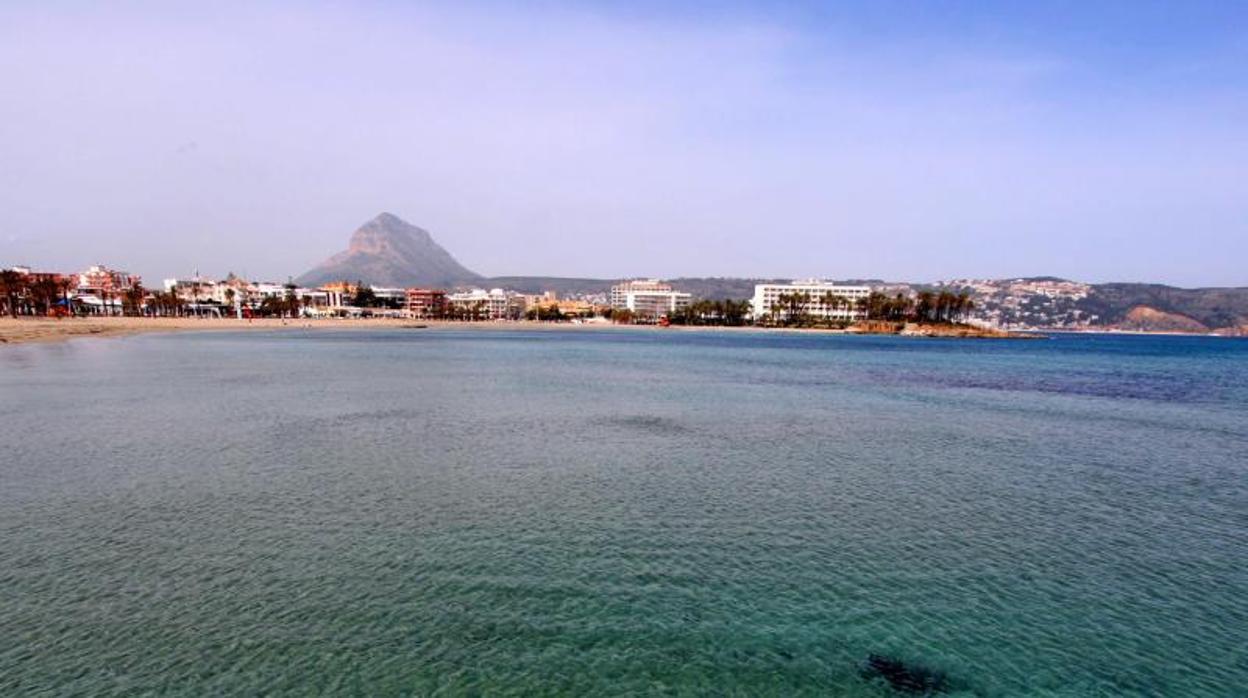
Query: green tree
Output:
[[283, 281, 301, 317], [352, 282, 378, 308], [914, 291, 934, 322], [30, 278, 61, 316], [0, 269, 25, 317], [122, 282, 145, 317]]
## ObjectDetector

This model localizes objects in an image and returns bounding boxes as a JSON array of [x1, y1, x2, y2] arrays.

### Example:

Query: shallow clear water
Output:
[[2, 329, 1246, 696]]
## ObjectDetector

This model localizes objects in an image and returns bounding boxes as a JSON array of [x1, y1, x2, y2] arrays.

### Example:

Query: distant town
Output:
[[0, 265, 968, 328], [2, 262, 1246, 336], [1, 213, 1244, 335]]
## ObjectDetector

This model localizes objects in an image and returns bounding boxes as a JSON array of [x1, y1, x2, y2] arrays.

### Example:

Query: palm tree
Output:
[[122, 282, 145, 317], [817, 291, 837, 324], [99, 285, 111, 317], [58, 278, 75, 317], [30, 278, 61, 316], [915, 291, 935, 323], [782, 291, 812, 326], [857, 294, 874, 320], [0, 269, 24, 317], [955, 292, 974, 323], [283, 281, 299, 318], [829, 293, 854, 322]]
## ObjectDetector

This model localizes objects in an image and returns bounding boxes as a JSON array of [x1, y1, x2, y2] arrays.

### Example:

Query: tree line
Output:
[[0, 271, 312, 319], [0, 270, 145, 317], [1, 270, 74, 317], [759, 289, 974, 328], [666, 299, 753, 326], [870, 290, 975, 324]]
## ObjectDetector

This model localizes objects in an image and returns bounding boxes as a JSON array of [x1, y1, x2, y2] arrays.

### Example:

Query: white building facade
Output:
[[751, 280, 872, 322], [609, 279, 691, 318], [446, 288, 512, 319]]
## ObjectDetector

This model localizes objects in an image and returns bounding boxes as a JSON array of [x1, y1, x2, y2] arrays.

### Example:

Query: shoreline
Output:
[[0, 317, 951, 346], [5, 316, 1204, 347], [1, 317, 828, 346], [0, 317, 671, 346]]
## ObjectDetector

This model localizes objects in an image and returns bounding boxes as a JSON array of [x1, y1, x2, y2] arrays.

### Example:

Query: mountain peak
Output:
[[295, 213, 482, 288], [349, 212, 433, 251], [362, 212, 409, 230]]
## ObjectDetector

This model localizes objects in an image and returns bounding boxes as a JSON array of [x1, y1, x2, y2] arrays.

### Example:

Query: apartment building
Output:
[[609, 279, 691, 318], [446, 288, 512, 319], [405, 288, 447, 318], [80, 265, 139, 296], [751, 280, 871, 321]]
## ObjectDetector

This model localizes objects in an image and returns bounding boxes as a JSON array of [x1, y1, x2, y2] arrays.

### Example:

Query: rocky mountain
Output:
[[296, 213, 483, 288]]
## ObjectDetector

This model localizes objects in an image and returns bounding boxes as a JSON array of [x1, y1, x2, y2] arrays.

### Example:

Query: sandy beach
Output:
[[0, 316, 676, 345], [0, 316, 1036, 346], [0, 316, 421, 345]]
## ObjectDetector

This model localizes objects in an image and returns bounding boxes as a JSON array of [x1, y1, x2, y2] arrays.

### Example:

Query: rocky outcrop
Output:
[[1115, 306, 1208, 333], [296, 213, 482, 288]]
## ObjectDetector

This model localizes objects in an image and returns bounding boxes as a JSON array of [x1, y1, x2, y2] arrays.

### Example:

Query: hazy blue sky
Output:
[[2, 1, 1245, 286]]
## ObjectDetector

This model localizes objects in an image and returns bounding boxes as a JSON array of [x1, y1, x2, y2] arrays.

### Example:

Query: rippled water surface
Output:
[[2, 329, 1246, 696]]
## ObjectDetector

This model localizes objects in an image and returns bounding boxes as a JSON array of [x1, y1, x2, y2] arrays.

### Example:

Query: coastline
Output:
[[0, 316, 1042, 346], [0, 317, 304, 345], [0, 317, 654, 346]]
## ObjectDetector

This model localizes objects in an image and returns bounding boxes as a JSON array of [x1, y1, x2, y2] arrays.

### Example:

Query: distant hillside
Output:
[[948, 278, 1248, 332], [666, 278, 787, 299], [482, 276, 614, 295], [296, 213, 482, 288], [470, 277, 772, 298], [1080, 284, 1248, 330], [477, 277, 795, 299], [1116, 306, 1209, 333]]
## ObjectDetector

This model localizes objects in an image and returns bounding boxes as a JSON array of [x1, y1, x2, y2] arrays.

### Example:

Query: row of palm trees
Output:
[[763, 291, 861, 327], [860, 290, 977, 324], [763, 290, 975, 327], [667, 299, 754, 326], [911, 290, 976, 323], [0, 269, 164, 317], [0, 269, 311, 319], [1, 270, 70, 317]]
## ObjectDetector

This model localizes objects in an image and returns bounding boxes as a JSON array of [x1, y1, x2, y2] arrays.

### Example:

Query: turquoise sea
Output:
[[2, 329, 1245, 696]]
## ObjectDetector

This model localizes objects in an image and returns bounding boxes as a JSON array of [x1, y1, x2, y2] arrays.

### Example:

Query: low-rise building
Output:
[[520, 292, 598, 318], [164, 276, 227, 304], [318, 281, 357, 308]]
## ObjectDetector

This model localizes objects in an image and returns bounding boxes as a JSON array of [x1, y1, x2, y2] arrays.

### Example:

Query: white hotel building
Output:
[[610, 279, 691, 318], [446, 288, 513, 319], [751, 280, 872, 322]]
